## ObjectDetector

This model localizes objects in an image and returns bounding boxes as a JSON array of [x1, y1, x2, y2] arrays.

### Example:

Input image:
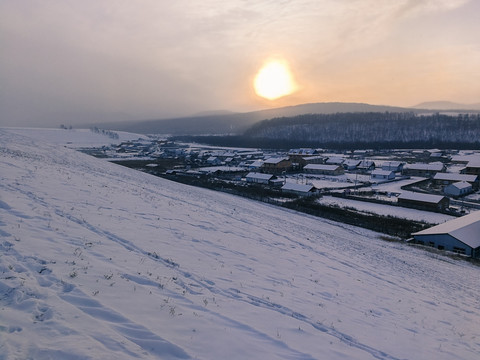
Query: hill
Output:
[[413, 101, 480, 111], [1, 128, 480, 359], [101, 102, 415, 135]]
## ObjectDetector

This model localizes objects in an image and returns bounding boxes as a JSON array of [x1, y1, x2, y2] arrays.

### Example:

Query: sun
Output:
[[254, 59, 297, 100]]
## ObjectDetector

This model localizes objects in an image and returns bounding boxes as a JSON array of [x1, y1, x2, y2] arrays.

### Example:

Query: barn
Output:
[[412, 211, 480, 258]]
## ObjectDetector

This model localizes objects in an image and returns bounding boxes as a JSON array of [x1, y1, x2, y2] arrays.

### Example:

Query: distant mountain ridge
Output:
[[413, 101, 480, 110], [101, 102, 417, 135]]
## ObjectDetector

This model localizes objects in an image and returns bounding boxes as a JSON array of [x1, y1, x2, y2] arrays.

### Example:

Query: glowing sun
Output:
[[254, 59, 297, 100]]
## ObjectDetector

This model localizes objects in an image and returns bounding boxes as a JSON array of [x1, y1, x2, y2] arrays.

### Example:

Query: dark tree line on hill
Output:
[[242, 112, 480, 148]]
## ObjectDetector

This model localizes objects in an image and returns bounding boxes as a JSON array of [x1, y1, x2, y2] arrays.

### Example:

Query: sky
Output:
[[1, 0, 479, 127]]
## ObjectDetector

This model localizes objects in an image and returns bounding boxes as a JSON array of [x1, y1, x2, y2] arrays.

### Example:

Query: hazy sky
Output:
[[1, 0, 479, 127]]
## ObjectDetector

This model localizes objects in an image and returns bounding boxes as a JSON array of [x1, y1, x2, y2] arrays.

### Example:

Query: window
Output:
[[453, 247, 466, 255]]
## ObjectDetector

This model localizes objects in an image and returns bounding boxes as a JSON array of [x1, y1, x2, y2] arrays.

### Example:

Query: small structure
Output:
[[412, 211, 480, 258], [371, 169, 395, 181], [381, 161, 404, 173], [444, 181, 472, 197], [402, 162, 446, 177], [303, 164, 344, 176], [397, 192, 449, 211], [358, 160, 375, 172], [281, 183, 316, 196], [245, 172, 274, 184], [206, 156, 222, 165], [343, 159, 362, 171], [325, 157, 345, 165]]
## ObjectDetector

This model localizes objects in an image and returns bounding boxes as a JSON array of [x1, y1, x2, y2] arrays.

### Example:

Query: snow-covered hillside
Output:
[[1, 128, 479, 360]]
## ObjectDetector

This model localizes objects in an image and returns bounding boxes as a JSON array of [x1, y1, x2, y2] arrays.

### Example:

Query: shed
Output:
[[281, 183, 316, 196], [245, 172, 274, 184], [397, 192, 449, 211], [412, 211, 480, 258]]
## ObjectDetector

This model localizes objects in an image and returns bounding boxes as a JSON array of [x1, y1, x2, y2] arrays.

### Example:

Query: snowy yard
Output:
[[318, 196, 455, 224], [1, 128, 479, 360]]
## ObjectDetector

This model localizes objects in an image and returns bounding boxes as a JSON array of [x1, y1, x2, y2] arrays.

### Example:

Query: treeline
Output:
[[243, 112, 480, 148]]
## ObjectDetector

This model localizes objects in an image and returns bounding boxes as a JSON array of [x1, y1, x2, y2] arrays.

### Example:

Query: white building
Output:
[[444, 181, 472, 197], [412, 211, 480, 258]]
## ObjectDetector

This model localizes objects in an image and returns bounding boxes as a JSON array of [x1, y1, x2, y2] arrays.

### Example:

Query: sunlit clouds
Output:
[[0, 0, 478, 126]]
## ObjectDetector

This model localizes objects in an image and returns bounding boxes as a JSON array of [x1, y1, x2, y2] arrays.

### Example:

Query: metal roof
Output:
[[434, 173, 478, 182], [282, 183, 315, 193], [413, 211, 480, 249], [246, 172, 273, 180], [304, 164, 341, 171], [398, 192, 446, 204]]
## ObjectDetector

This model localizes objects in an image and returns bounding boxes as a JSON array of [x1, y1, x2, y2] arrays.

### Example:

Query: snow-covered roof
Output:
[[325, 157, 344, 164], [304, 164, 341, 171], [404, 163, 445, 171], [434, 173, 478, 182], [264, 157, 288, 164], [282, 183, 315, 193], [447, 181, 472, 190], [246, 172, 273, 180], [398, 192, 446, 204], [466, 160, 480, 168], [381, 161, 403, 168], [343, 159, 361, 166], [413, 211, 480, 249]]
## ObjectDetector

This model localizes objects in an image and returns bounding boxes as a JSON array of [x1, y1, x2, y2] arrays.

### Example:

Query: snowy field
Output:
[[1, 128, 480, 360], [318, 196, 455, 224]]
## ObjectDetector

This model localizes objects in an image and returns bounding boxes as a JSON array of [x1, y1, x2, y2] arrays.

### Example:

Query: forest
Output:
[[172, 112, 480, 150]]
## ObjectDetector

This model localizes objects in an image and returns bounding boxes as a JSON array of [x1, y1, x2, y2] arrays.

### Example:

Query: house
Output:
[[303, 164, 345, 176], [245, 172, 274, 184], [464, 161, 480, 176], [433, 173, 479, 190], [343, 159, 362, 171], [397, 192, 449, 211], [357, 160, 375, 172], [262, 157, 292, 174], [206, 156, 222, 165], [381, 161, 404, 173], [288, 149, 318, 164], [444, 181, 473, 197], [281, 183, 316, 196], [402, 162, 446, 177], [302, 156, 325, 165], [371, 170, 395, 181], [412, 211, 480, 258]]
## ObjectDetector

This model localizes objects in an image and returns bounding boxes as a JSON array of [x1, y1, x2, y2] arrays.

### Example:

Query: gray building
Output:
[[412, 211, 480, 258]]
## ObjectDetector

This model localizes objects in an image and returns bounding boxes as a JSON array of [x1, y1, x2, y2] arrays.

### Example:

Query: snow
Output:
[[318, 196, 455, 224], [1, 128, 480, 360], [3, 127, 148, 148]]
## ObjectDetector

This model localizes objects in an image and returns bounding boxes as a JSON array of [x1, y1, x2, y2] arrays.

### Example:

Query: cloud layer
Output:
[[1, 0, 478, 126]]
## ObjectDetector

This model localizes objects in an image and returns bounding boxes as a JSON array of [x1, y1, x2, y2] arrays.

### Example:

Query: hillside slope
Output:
[[102, 102, 414, 135], [1, 128, 479, 360]]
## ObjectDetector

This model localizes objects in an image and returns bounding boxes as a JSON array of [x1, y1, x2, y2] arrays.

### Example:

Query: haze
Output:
[[1, 0, 479, 127]]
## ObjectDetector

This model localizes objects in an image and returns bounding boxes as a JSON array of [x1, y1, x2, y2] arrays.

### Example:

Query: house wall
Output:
[[398, 197, 449, 211], [413, 234, 475, 257]]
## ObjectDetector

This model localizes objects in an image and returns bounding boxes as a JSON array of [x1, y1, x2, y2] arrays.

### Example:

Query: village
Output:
[[84, 135, 480, 258]]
